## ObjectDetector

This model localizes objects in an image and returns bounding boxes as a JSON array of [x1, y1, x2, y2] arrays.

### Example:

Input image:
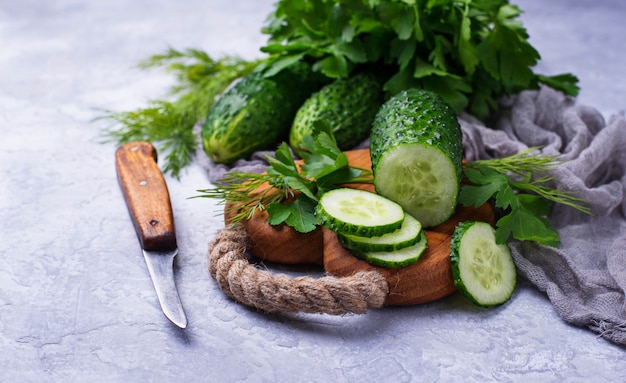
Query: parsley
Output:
[[460, 148, 591, 246], [195, 132, 372, 233], [259, 0, 579, 120]]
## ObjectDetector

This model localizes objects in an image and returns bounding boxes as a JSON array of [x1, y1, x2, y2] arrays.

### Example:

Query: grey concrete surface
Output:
[[1, 0, 625, 382]]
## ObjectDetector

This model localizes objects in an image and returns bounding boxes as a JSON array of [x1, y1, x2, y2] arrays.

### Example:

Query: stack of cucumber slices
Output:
[[316, 188, 428, 268]]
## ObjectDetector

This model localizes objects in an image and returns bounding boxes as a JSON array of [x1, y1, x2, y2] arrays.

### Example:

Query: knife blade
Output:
[[114, 141, 187, 328]]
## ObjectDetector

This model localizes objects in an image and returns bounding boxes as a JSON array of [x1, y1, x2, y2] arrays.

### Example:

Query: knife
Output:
[[115, 141, 188, 328]]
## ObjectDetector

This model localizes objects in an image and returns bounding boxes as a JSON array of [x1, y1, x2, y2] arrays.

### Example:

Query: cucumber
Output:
[[201, 61, 327, 164], [352, 233, 428, 268], [370, 88, 463, 228], [289, 71, 384, 157], [338, 213, 423, 253], [316, 188, 404, 237], [450, 221, 516, 307]]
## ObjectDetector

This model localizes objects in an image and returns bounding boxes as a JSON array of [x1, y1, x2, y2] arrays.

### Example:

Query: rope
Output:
[[208, 224, 389, 315]]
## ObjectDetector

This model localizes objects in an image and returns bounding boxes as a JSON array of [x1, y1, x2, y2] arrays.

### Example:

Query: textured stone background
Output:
[[1, 1, 625, 382]]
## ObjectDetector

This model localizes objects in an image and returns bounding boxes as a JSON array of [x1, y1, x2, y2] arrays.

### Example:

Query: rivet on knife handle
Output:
[[115, 142, 177, 251]]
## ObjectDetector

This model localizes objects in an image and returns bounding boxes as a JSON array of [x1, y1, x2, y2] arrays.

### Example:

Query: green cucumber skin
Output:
[[353, 234, 428, 268], [202, 62, 327, 164], [369, 88, 463, 226], [315, 204, 403, 238], [449, 221, 473, 304], [339, 231, 422, 253], [338, 214, 423, 252], [315, 189, 404, 238], [289, 71, 385, 157], [370, 89, 462, 173], [450, 221, 517, 307]]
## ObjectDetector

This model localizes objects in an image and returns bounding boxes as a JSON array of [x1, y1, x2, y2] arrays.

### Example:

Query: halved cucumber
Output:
[[353, 233, 428, 268], [370, 89, 463, 228], [316, 188, 404, 237], [338, 213, 423, 252], [450, 221, 517, 307]]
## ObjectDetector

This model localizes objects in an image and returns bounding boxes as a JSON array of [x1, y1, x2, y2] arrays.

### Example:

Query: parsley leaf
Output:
[[299, 133, 349, 180], [459, 168, 510, 208], [266, 143, 301, 179], [267, 196, 318, 233], [495, 204, 560, 247], [458, 4, 479, 75]]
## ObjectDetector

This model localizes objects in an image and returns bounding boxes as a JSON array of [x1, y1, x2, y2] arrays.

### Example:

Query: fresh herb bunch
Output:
[[199, 133, 589, 246], [459, 148, 591, 246], [100, 48, 261, 178], [196, 132, 372, 233], [259, 0, 579, 120], [100, 1, 580, 177]]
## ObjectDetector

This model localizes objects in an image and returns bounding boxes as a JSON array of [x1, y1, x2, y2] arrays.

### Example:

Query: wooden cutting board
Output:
[[226, 148, 494, 306]]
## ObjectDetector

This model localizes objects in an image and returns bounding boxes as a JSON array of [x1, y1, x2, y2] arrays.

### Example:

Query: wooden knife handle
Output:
[[115, 142, 177, 251]]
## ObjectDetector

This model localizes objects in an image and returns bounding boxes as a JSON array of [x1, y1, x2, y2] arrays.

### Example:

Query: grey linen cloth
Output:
[[461, 86, 626, 346], [200, 86, 626, 346]]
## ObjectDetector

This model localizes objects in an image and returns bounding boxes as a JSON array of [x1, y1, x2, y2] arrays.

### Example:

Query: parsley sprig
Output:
[[196, 132, 372, 233], [459, 148, 591, 246]]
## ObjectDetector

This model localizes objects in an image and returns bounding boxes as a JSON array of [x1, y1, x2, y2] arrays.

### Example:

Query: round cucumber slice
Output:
[[450, 221, 517, 307], [353, 233, 428, 268], [338, 213, 423, 252], [374, 143, 458, 228], [316, 188, 404, 237]]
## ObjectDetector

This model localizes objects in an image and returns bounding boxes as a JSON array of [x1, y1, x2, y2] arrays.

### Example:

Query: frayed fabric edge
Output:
[[589, 319, 626, 346]]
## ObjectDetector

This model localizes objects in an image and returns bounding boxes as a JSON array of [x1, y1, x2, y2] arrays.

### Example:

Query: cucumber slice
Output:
[[316, 188, 404, 237], [373, 143, 459, 228], [450, 221, 516, 307], [338, 213, 423, 252], [353, 233, 428, 268]]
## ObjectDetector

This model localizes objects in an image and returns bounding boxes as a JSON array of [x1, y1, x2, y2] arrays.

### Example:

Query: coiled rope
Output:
[[208, 224, 388, 315]]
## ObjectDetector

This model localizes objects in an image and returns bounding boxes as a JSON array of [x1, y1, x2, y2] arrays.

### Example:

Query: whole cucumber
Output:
[[202, 62, 326, 164], [289, 71, 384, 158]]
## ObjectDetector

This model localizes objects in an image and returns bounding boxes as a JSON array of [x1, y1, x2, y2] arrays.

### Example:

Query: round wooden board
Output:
[[225, 148, 495, 306]]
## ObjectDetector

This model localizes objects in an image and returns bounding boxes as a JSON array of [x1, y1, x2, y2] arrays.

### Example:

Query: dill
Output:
[[99, 48, 261, 178]]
